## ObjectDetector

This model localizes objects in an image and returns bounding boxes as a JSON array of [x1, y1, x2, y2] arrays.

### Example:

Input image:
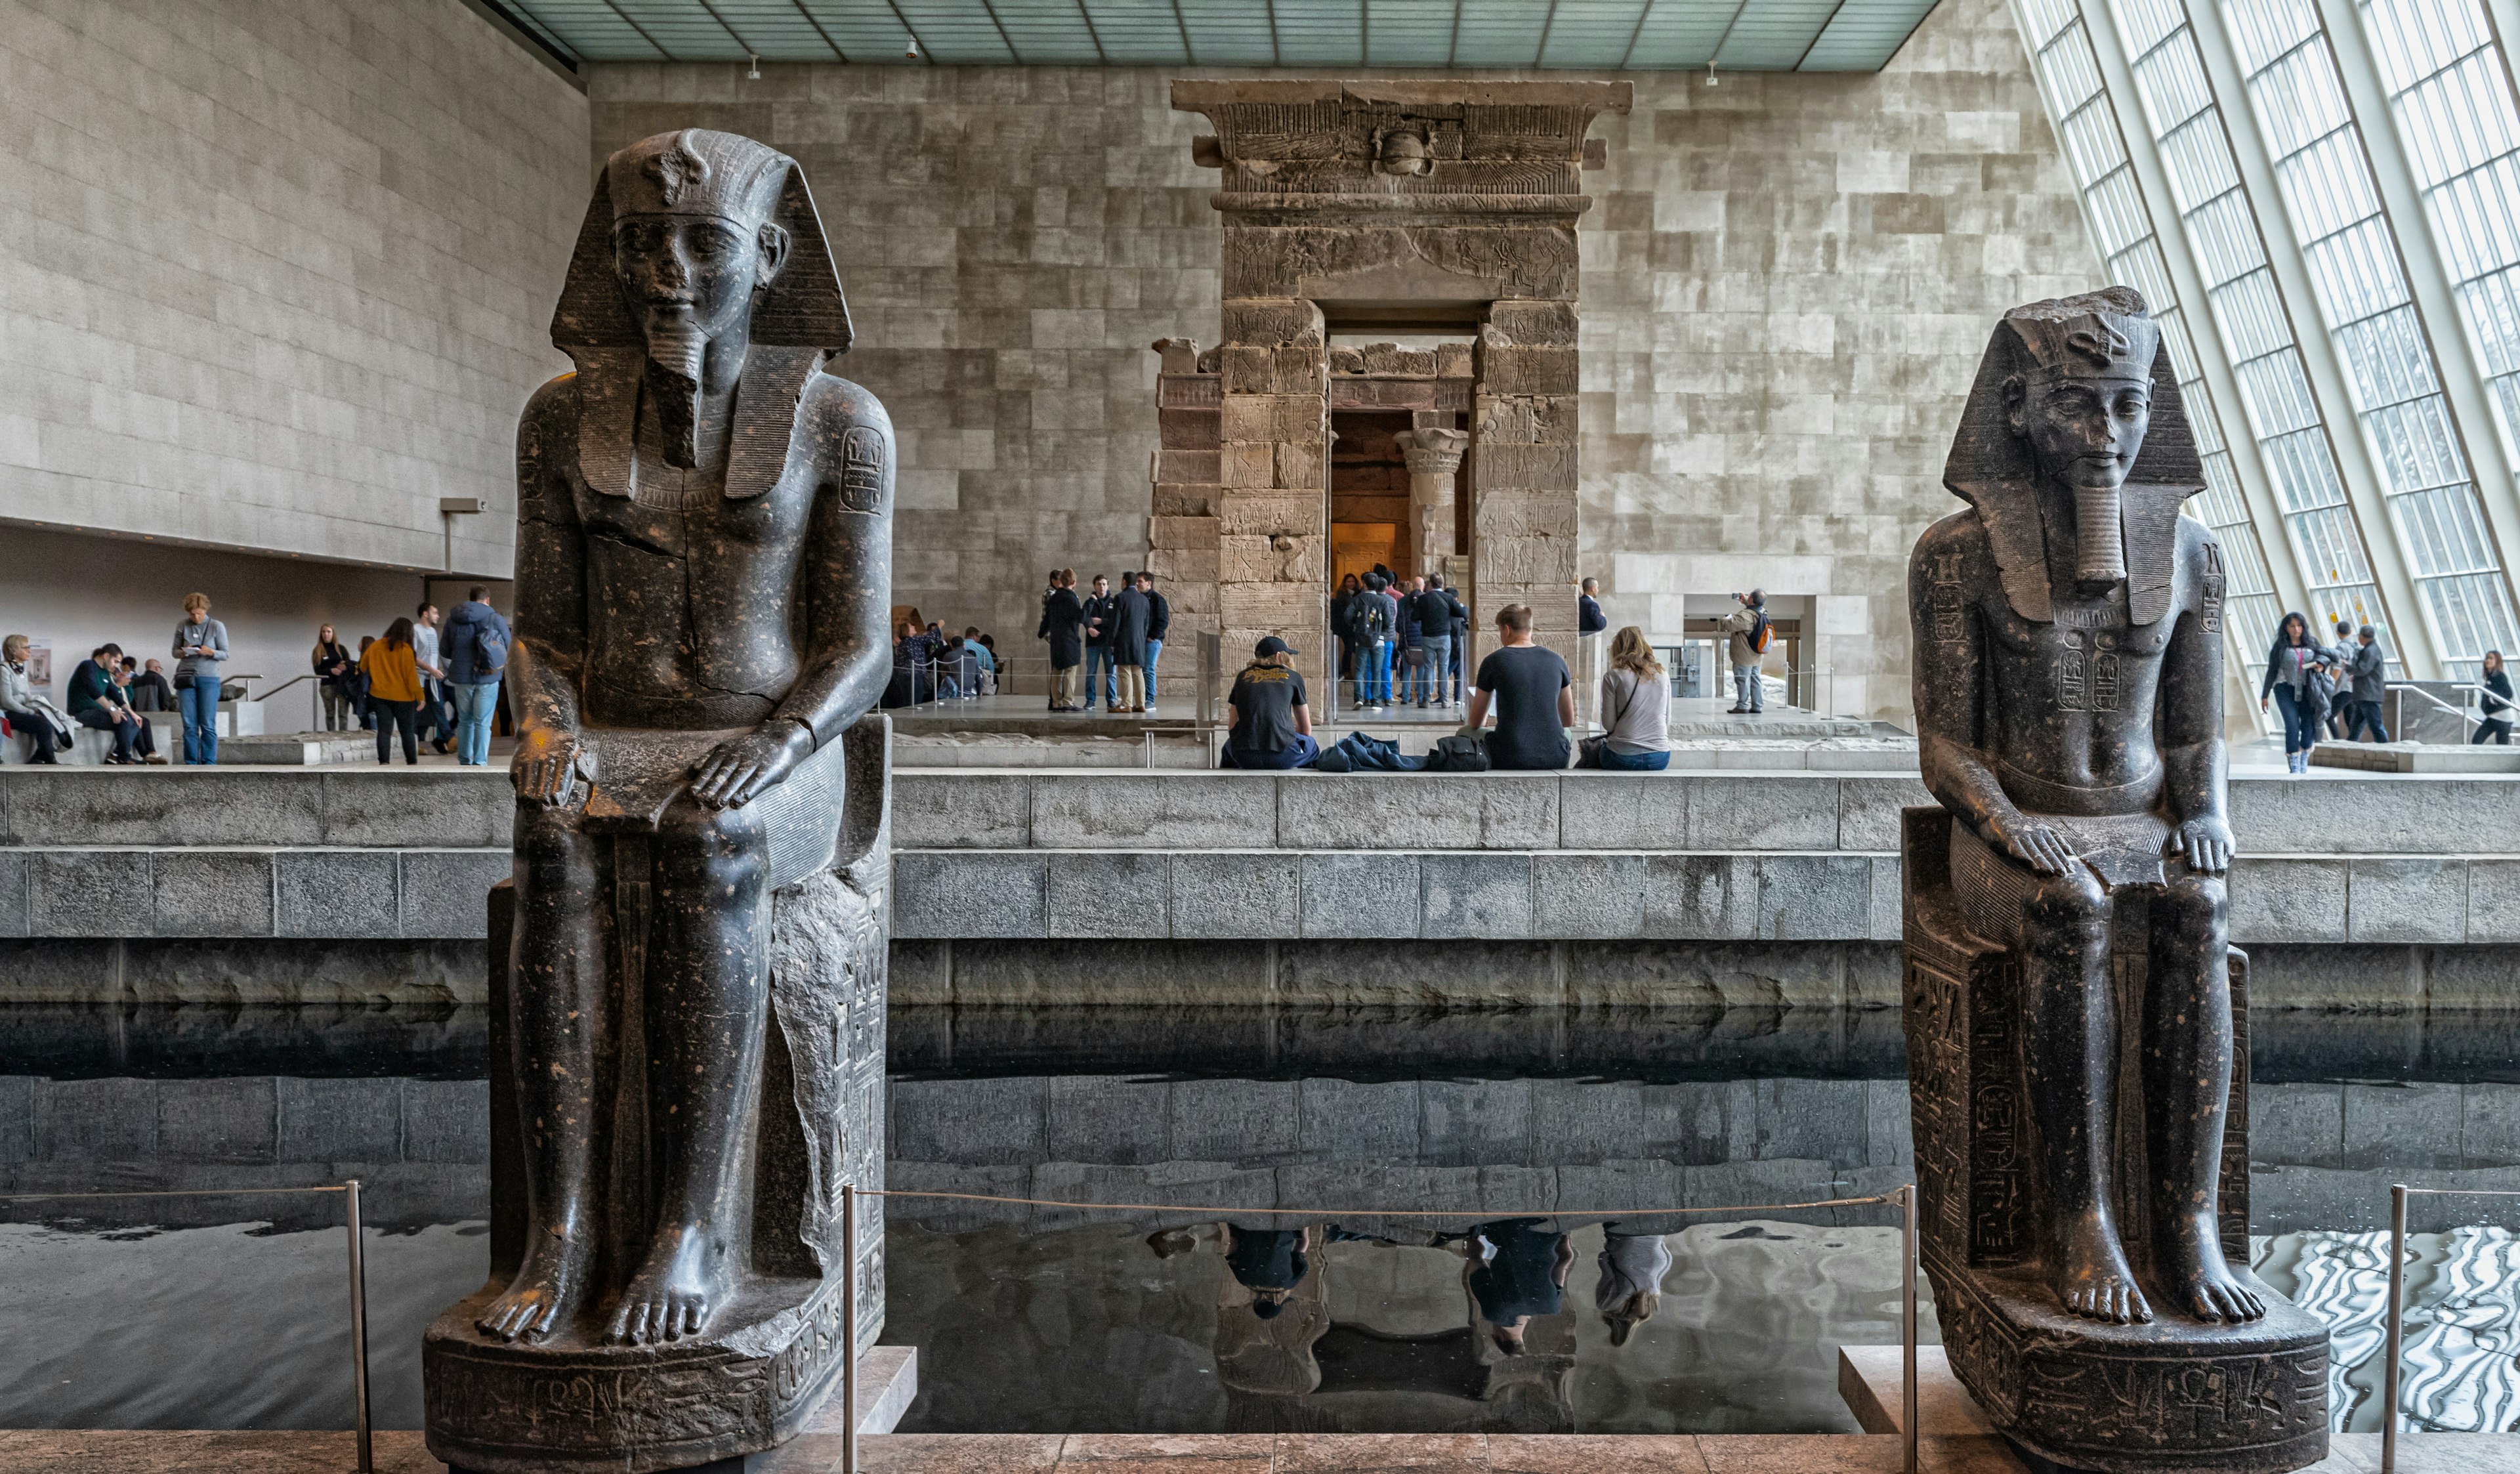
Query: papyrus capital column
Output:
[[1393, 427, 1469, 578]]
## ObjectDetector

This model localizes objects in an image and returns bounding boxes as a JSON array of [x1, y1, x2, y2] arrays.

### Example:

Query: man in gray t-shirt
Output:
[[413, 602, 453, 755]]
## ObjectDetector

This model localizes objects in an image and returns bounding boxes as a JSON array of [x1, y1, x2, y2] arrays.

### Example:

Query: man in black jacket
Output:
[[1435, 576, 1469, 705], [1081, 574, 1118, 711], [1137, 572, 1171, 712], [1414, 580, 1458, 709]]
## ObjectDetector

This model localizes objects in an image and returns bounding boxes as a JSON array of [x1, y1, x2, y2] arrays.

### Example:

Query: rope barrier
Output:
[[0, 1186, 349, 1202], [860, 1187, 1896, 1217]]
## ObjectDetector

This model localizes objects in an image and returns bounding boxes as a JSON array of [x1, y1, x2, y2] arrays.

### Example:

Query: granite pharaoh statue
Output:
[[424, 128, 894, 1474], [1901, 289, 2328, 1472]]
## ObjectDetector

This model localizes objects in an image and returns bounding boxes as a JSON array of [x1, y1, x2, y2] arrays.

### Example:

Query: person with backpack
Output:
[[442, 585, 512, 767], [1719, 588, 1770, 715], [1353, 574, 1397, 711]]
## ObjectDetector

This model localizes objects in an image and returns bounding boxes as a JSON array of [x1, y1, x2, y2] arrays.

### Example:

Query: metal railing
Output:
[[1, 1181, 375, 1471], [842, 1180, 1922, 1474], [2378, 1183, 2520, 1473]]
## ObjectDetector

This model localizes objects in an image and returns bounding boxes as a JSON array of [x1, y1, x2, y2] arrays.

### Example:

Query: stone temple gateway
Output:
[[1146, 81, 1631, 686]]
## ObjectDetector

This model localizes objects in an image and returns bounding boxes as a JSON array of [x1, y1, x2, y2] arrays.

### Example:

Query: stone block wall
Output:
[[0, 0, 587, 574], [587, 0, 2092, 722]]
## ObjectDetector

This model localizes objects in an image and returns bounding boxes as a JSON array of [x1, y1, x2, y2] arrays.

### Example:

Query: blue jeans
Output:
[[452, 680, 500, 765], [178, 678, 220, 764], [1085, 645, 1114, 707], [2351, 699, 2390, 742], [1143, 639, 1162, 703], [1597, 746, 1671, 771], [2272, 685, 2313, 755], [1356, 640, 1391, 706], [1224, 732, 1320, 769]]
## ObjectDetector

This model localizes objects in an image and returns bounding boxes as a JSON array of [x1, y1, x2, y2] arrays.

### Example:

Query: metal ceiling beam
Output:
[[1618, 0, 1657, 68], [787, 0, 850, 60], [594, 0, 672, 58]]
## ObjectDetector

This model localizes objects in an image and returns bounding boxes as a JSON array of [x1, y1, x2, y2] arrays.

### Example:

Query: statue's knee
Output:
[[2026, 872, 2110, 938], [2161, 874, 2229, 935], [655, 799, 766, 889], [514, 807, 587, 869]]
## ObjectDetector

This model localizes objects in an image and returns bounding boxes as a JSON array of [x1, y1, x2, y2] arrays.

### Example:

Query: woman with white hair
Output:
[[2, 635, 70, 764]]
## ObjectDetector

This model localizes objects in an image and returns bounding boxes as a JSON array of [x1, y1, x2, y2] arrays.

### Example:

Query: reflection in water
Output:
[[887, 1217, 1920, 1434], [2262, 1227, 2520, 1435]]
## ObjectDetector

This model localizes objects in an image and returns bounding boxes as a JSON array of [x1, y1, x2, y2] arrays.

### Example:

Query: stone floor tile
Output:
[[1275, 1433, 1490, 1474], [1698, 1434, 2028, 1473], [1488, 1433, 1707, 1474], [1061, 1433, 1275, 1462], [0, 1430, 442, 1473], [862, 1434, 1068, 1474]]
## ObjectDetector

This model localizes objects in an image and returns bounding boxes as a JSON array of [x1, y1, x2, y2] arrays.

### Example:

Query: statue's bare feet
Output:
[[2054, 1209, 2152, 1324], [477, 1231, 589, 1342], [606, 1225, 727, 1345], [2161, 1211, 2265, 1322]]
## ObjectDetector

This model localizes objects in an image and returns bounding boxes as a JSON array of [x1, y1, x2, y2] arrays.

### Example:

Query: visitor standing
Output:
[[2477, 650, 2513, 746], [442, 585, 511, 767], [1353, 574, 1396, 711], [1110, 574, 1152, 713], [171, 591, 228, 765], [1139, 572, 1170, 711], [1595, 627, 1672, 771], [2326, 620, 2358, 740], [1038, 569, 1085, 711], [1468, 604, 1573, 770], [1414, 579, 1456, 709], [1578, 578, 1606, 639], [1332, 574, 1362, 691], [1395, 576, 1427, 705], [1081, 574, 1117, 711], [413, 602, 453, 755], [2, 635, 68, 763], [1465, 1219, 1574, 1356], [1221, 636, 1318, 770], [1442, 576, 1469, 705], [313, 625, 356, 731], [2347, 625, 2390, 742], [361, 618, 423, 765], [1718, 589, 1768, 715], [1594, 1228, 1671, 1347], [2259, 612, 2325, 774]]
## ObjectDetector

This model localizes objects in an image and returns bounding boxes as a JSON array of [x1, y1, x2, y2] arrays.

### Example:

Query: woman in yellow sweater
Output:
[[360, 618, 424, 765]]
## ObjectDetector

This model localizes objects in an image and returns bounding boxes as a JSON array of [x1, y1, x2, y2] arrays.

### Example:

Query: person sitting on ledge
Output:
[[1221, 636, 1317, 770], [68, 644, 152, 765], [1468, 603, 1573, 770], [1, 635, 69, 763]]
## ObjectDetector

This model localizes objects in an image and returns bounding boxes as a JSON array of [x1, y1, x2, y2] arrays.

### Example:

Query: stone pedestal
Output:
[[1899, 807, 2328, 1474], [424, 718, 892, 1474]]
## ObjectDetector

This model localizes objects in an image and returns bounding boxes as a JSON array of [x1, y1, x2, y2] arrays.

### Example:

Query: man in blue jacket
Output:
[[442, 586, 512, 767]]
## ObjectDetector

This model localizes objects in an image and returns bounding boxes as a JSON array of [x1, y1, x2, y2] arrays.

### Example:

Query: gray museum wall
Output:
[[585, 0, 2095, 721], [0, 0, 586, 577]]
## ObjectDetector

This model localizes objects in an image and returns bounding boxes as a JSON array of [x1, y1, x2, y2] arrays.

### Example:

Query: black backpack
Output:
[[1357, 593, 1393, 641], [1425, 733, 1490, 772]]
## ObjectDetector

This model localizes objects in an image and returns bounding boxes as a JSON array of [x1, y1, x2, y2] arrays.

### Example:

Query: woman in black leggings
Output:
[[2477, 650, 2513, 746]]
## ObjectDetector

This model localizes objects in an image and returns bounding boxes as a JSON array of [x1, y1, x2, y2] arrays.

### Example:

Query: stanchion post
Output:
[[1901, 1184, 1918, 1474], [345, 1178, 373, 1474], [2385, 1183, 2408, 1474], [843, 1182, 858, 1474]]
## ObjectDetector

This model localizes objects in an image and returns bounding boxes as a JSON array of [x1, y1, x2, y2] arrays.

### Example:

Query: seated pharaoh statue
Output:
[[423, 127, 896, 1474], [1900, 289, 2329, 1473]]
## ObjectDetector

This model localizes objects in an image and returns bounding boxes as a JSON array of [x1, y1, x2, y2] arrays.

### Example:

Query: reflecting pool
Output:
[[4, 1003, 2520, 1434]]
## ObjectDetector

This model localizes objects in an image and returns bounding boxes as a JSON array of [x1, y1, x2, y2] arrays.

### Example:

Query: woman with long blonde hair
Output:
[[1596, 626, 1672, 771]]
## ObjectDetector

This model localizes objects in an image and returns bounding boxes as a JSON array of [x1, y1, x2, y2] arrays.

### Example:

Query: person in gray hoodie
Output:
[[2346, 624, 2390, 742]]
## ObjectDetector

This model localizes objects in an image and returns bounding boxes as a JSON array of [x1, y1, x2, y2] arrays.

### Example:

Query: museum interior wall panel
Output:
[[588, 0, 2093, 720], [0, 0, 587, 575]]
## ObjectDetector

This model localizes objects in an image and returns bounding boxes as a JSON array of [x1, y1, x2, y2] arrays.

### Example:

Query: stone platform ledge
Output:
[[0, 1429, 2480, 1473]]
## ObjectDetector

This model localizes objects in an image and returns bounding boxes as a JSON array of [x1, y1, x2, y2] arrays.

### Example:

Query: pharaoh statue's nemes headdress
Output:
[[1942, 286, 2206, 628], [550, 129, 852, 356]]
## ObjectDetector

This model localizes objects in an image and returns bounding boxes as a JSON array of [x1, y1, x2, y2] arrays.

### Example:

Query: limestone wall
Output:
[[585, 0, 2091, 722], [0, 0, 587, 574]]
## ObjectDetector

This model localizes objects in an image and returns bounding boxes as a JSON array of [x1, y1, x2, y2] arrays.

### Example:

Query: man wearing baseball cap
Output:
[[1221, 636, 1318, 769]]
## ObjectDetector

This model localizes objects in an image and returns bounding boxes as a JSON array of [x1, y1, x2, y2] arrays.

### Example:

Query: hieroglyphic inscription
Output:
[[2202, 543, 2227, 634], [1928, 553, 1967, 645]]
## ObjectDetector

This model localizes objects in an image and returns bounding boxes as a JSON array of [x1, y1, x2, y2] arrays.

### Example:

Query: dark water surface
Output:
[[5, 1004, 2520, 1434]]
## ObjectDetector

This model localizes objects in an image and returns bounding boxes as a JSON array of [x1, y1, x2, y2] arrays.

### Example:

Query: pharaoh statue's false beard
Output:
[[2070, 483, 2128, 585], [641, 304, 708, 469]]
